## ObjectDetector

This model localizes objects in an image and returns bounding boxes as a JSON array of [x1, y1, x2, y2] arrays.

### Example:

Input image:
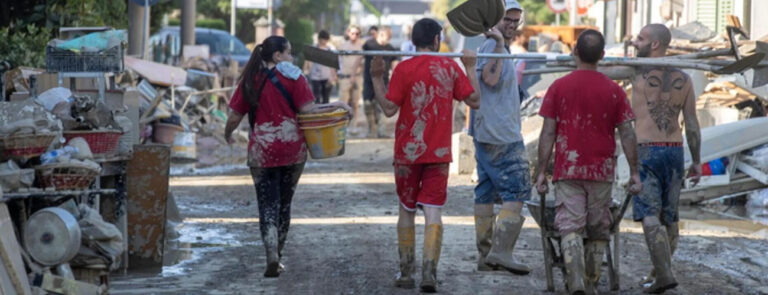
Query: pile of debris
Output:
[[115, 53, 243, 163]]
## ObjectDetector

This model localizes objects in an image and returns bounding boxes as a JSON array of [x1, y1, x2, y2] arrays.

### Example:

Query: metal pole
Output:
[[127, 1, 144, 57], [569, 0, 578, 25], [181, 0, 197, 58], [556, 13, 560, 26], [142, 0, 149, 60], [333, 50, 558, 60], [231, 0, 236, 36]]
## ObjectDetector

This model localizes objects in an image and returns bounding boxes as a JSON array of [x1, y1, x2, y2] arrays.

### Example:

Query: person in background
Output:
[[304, 30, 337, 104], [400, 24, 416, 61], [338, 25, 365, 123], [224, 36, 351, 278], [362, 26, 397, 138], [510, 30, 527, 54], [367, 25, 379, 41]]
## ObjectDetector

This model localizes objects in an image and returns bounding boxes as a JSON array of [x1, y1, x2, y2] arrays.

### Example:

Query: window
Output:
[[697, 0, 733, 34]]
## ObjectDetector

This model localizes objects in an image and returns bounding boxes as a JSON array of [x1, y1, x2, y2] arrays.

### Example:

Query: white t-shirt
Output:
[[308, 44, 336, 81], [400, 40, 416, 61]]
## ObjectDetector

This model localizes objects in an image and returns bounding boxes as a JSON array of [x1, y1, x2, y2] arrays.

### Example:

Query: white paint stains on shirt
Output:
[[254, 118, 300, 143], [401, 60, 458, 163], [248, 117, 302, 166], [434, 147, 449, 158]]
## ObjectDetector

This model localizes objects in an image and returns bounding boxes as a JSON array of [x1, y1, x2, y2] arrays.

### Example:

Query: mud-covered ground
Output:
[[109, 134, 768, 295]]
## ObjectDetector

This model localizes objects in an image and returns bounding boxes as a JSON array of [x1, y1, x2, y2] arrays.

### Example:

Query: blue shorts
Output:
[[632, 144, 684, 224], [474, 140, 531, 204]]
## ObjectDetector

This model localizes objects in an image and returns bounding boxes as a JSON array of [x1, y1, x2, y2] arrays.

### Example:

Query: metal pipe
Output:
[[335, 50, 763, 68], [333, 50, 558, 60]]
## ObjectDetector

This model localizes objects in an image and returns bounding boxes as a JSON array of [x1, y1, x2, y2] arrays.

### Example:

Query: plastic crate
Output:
[[45, 44, 124, 73], [63, 130, 123, 156]]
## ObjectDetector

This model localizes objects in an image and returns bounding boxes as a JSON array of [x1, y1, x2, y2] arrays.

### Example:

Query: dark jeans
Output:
[[311, 79, 331, 104], [250, 163, 305, 255]]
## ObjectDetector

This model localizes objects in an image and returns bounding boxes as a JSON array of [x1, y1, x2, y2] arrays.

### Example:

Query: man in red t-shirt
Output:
[[534, 30, 642, 294], [370, 18, 480, 293]]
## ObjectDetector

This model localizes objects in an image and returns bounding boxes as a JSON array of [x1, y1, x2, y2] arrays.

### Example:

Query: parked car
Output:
[[149, 27, 251, 67]]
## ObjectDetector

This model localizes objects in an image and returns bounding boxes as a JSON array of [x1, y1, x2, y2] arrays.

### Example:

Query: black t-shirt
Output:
[[362, 38, 397, 100]]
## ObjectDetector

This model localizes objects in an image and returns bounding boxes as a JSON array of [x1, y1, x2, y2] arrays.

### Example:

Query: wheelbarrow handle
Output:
[[538, 192, 547, 229], [612, 192, 634, 232]]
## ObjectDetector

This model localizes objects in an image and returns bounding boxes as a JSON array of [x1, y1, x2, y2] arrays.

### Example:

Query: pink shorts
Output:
[[395, 163, 449, 211], [554, 180, 614, 240]]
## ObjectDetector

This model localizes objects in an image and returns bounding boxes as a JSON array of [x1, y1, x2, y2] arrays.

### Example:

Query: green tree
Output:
[[519, 0, 568, 25], [0, 24, 52, 68], [194, 0, 266, 44], [277, 0, 350, 35], [430, 0, 452, 21], [47, 0, 127, 28]]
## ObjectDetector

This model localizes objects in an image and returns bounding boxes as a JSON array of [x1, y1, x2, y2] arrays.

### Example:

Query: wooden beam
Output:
[[0, 202, 31, 295], [737, 161, 768, 184], [680, 176, 768, 204]]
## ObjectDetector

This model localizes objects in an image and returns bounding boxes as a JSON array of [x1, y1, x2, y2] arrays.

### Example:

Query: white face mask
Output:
[[276, 61, 302, 80]]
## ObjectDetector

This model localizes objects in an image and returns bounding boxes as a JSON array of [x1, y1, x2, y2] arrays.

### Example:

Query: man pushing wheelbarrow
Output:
[[533, 29, 643, 295]]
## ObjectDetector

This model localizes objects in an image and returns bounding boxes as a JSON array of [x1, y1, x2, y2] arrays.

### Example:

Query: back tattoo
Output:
[[638, 67, 690, 134]]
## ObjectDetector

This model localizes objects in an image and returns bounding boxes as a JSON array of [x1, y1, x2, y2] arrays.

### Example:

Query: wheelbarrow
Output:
[[525, 191, 633, 292]]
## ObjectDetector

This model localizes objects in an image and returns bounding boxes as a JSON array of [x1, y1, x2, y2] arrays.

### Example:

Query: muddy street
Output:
[[110, 139, 768, 295]]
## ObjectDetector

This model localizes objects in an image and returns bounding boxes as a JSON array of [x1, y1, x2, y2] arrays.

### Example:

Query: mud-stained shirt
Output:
[[229, 71, 314, 168], [539, 70, 634, 182], [386, 55, 475, 164]]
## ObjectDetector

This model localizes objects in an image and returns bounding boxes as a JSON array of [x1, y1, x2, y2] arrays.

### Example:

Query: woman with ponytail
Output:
[[224, 36, 351, 277]]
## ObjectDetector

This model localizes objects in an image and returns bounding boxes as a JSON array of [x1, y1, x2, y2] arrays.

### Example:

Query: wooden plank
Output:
[[680, 176, 768, 204], [124, 56, 187, 87], [125, 145, 170, 271], [736, 161, 768, 184], [0, 202, 32, 295]]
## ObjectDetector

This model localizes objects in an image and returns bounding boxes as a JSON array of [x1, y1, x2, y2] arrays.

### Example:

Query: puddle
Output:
[[170, 163, 247, 176], [176, 202, 234, 215], [122, 223, 261, 277]]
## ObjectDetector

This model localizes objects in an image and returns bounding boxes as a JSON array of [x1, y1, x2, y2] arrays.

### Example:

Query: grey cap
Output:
[[504, 0, 523, 11]]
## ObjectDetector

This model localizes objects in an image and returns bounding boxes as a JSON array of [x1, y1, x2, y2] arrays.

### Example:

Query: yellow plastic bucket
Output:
[[297, 109, 348, 123], [301, 119, 349, 159]]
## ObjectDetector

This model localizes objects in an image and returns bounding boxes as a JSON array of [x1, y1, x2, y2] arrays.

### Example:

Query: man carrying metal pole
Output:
[[535, 30, 642, 295], [601, 23, 702, 294], [470, 0, 532, 275], [370, 18, 481, 293]]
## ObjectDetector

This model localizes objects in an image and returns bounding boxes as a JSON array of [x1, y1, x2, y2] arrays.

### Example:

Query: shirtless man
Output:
[[602, 24, 702, 294]]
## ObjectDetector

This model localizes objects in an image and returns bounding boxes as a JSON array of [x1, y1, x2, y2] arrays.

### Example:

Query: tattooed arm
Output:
[[682, 81, 702, 185], [534, 118, 557, 194], [618, 120, 642, 194], [370, 57, 400, 117], [481, 28, 505, 87]]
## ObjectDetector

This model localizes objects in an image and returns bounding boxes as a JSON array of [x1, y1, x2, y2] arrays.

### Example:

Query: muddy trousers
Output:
[[250, 163, 305, 263], [363, 99, 382, 137]]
